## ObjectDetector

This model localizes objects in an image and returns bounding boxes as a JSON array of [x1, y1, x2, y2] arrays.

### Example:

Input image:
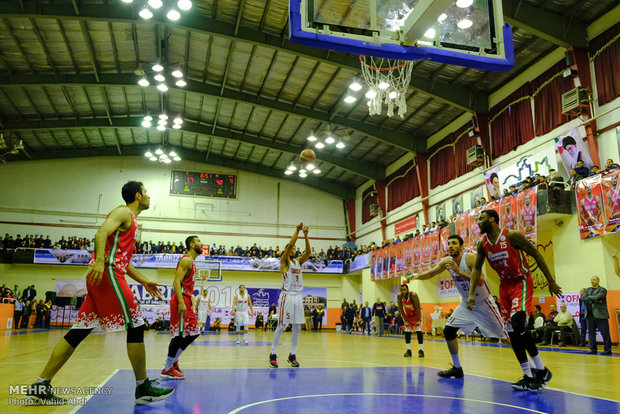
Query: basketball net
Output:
[[360, 55, 413, 118]]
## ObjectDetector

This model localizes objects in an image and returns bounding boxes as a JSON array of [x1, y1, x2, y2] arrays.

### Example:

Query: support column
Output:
[[414, 153, 429, 225], [375, 180, 387, 241]]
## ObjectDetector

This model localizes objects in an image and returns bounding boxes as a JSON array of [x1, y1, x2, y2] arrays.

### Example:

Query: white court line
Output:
[[68, 369, 119, 414], [227, 392, 550, 414]]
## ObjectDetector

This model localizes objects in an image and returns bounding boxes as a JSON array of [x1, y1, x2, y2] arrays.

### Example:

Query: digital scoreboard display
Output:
[[170, 170, 237, 199]]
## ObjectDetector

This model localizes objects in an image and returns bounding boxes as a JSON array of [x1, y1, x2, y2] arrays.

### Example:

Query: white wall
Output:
[[0, 156, 347, 251]]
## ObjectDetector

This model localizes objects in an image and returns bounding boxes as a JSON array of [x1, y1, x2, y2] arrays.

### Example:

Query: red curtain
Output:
[[590, 22, 620, 106], [532, 60, 575, 136], [429, 135, 456, 189], [490, 83, 534, 158], [361, 185, 377, 224], [386, 160, 420, 211]]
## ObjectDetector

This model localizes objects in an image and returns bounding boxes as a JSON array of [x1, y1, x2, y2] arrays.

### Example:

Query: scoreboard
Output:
[[170, 170, 237, 199]]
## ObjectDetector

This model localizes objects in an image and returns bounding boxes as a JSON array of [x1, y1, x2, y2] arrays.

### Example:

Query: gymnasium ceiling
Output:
[[0, 0, 616, 198]]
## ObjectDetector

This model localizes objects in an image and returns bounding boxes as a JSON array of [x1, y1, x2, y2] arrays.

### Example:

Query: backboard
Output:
[[195, 259, 222, 283], [289, 0, 514, 71]]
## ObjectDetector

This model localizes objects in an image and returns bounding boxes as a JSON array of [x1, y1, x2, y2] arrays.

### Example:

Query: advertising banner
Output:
[[517, 186, 538, 243], [395, 216, 417, 235], [498, 145, 558, 190], [52, 280, 327, 326], [439, 226, 450, 256], [34, 251, 343, 274], [468, 208, 482, 250], [602, 170, 620, 234], [455, 212, 469, 251], [413, 236, 421, 272], [370, 251, 378, 281], [430, 231, 440, 265], [576, 175, 605, 240], [395, 242, 405, 278], [404, 239, 413, 275], [500, 195, 518, 230], [421, 234, 431, 270], [350, 253, 371, 272], [437, 277, 460, 299]]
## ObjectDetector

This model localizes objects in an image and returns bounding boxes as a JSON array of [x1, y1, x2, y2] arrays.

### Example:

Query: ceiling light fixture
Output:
[[152, 64, 164, 72], [315, 142, 325, 149], [287, 165, 297, 171], [145, 151, 153, 157], [172, 124, 182, 129], [157, 125, 166, 131], [148, 0, 163, 9], [175, 79, 187, 87], [171, 70, 183, 78], [378, 81, 390, 90], [457, 19, 473, 29], [138, 78, 150, 87], [141, 120, 152, 127], [365, 90, 377, 99], [139, 8, 153, 19], [344, 96, 357, 104], [154, 74, 165, 82], [438, 13, 447, 22], [307, 135, 317, 142], [324, 136, 335, 144], [336, 142, 345, 149], [177, 0, 193, 11], [157, 84, 168, 92], [284, 170, 293, 175], [167, 9, 181, 21], [155, 149, 163, 155], [313, 169, 321, 174], [349, 82, 363, 91], [456, 0, 474, 8]]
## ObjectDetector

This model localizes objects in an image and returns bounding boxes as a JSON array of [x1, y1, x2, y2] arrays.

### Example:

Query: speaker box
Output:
[[45, 291, 56, 302]]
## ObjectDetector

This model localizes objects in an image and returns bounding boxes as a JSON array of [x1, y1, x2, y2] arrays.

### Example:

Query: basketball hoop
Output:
[[359, 55, 414, 118]]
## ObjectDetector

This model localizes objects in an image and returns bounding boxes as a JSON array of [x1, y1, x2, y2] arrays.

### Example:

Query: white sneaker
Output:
[[244, 338, 248, 344], [235, 339, 240, 344]]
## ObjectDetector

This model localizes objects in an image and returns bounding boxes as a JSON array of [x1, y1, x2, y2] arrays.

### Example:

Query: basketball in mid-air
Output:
[[300, 149, 316, 164]]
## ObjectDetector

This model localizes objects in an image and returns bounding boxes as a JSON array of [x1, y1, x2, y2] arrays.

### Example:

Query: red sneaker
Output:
[[161, 367, 185, 380], [173, 361, 183, 374]]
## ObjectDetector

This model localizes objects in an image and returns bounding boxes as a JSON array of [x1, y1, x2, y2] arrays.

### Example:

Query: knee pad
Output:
[[127, 325, 145, 343], [443, 325, 459, 341], [511, 311, 527, 334], [64, 328, 93, 348]]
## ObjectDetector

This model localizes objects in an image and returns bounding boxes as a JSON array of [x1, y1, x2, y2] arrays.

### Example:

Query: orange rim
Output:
[[359, 55, 412, 71]]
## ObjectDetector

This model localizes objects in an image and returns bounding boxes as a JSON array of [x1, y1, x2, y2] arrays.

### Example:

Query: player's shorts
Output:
[[73, 269, 144, 332], [277, 291, 304, 325], [170, 295, 200, 338], [235, 312, 249, 328], [499, 277, 533, 332], [197, 308, 209, 324], [446, 297, 506, 339], [402, 312, 421, 332]]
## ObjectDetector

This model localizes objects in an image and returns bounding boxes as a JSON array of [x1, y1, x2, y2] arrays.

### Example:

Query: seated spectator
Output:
[[538, 304, 559, 345], [568, 169, 583, 189], [574, 160, 590, 178], [552, 304, 576, 347], [480, 197, 487, 205], [228, 320, 236, 331], [503, 189, 509, 197], [255, 313, 264, 330], [605, 158, 620, 171], [591, 165, 601, 175], [547, 169, 564, 188], [211, 318, 222, 332], [509, 185, 518, 196]]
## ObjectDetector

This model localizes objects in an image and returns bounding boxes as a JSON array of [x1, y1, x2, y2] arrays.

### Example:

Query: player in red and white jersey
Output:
[[232, 284, 253, 344], [468, 210, 562, 392], [580, 184, 602, 227], [26, 181, 173, 405], [269, 223, 310, 368], [606, 173, 620, 220], [409, 234, 504, 379], [161, 236, 202, 380], [519, 196, 536, 234], [502, 201, 517, 230], [396, 283, 424, 358]]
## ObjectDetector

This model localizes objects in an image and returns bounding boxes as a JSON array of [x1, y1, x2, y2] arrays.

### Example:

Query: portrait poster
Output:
[[602, 170, 620, 234], [375, 249, 384, 279], [381, 247, 389, 279], [435, 201, 447, 222], [575, 175, 604, 240], [389, 244, 398, 278], [403, 239, 414, 275], [484, 166, 501, 200], [430, 231, 440, 265], [413, 236, 421, 272], [451, 194, 464, 216], [500, 195, 518, 230], [420, 234, 431, 270], [470, 186, 484, 209], [370, 251, 378, 281], [439, 226, 450, 256], [468, 208, 482, 249], [554, 127, 593, 173], [517, 186, 538, 243]]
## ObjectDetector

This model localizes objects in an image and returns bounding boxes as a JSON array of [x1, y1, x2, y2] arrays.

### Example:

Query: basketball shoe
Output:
[[269, 353, 278, 368], [173, 361, 183, 374], [135, 378, 175, 404], [287, 354, 300, 367], [437, 366, 464, 379], [403, 350, 412, 357], [25, 380, 67, 405], [160, 367, 185, 379]]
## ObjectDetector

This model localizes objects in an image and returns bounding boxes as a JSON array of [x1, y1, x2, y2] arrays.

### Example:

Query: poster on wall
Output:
[[554, 127, 593, 172], [370, 251, 378, 281], [500, 195, 518, 230], [420, 234, 431, 270], [388, 244, 397, 278], [395, 242, 405, 277], [435, 201, 447, 222], [484, 166, 501, 200], [455, 213, 469, 251], [517, 186, 538, 243], [497, 145, 558, 190], [382, 247, 389, 279], [430, 231, 440, 265], [413, 236, 421, 272], [576, 175, 604, 240], [452, 194, 464, 215], [470, 186, 484, 209], [602, 170, 620, 234]]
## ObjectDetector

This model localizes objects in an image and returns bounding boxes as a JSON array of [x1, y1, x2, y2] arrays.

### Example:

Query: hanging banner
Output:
[[554, 127, 594, 173], [404, 238, 414, 275], [455, 213, 469, 251], [395, 216, 417, 235], [500, 195, 518, 230], [498, 145, 558, 190], [576, 175, 605, 240], [484, 166, 502, 200], [388, 244, 397, 278], [439, 226, 450, 257], [517, 186, 538, 243], [430, 231, 440, 265], [370, 251, 378, 281], [602, 170, 620, 234], [421, 234, 431, 270], [413, 236, 421, 272], [470, 186, 484, 209], [435, 201, 447, 222], [395, 242, 405, 278], [381, 248, 389, 279], [350, 253, 371, 272], [452, 194, 464, 215], [468, 208, 482, 250]]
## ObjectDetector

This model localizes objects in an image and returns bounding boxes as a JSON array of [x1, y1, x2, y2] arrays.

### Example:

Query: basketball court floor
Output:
[[2, 328, 618, 413]]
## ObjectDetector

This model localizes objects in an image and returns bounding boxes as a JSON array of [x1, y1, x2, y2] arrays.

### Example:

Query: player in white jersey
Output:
[[269, 223, 310, 368], [408, 234, 505, 379], [232, 284, 253, 344], [195, 289, 211, 333]]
